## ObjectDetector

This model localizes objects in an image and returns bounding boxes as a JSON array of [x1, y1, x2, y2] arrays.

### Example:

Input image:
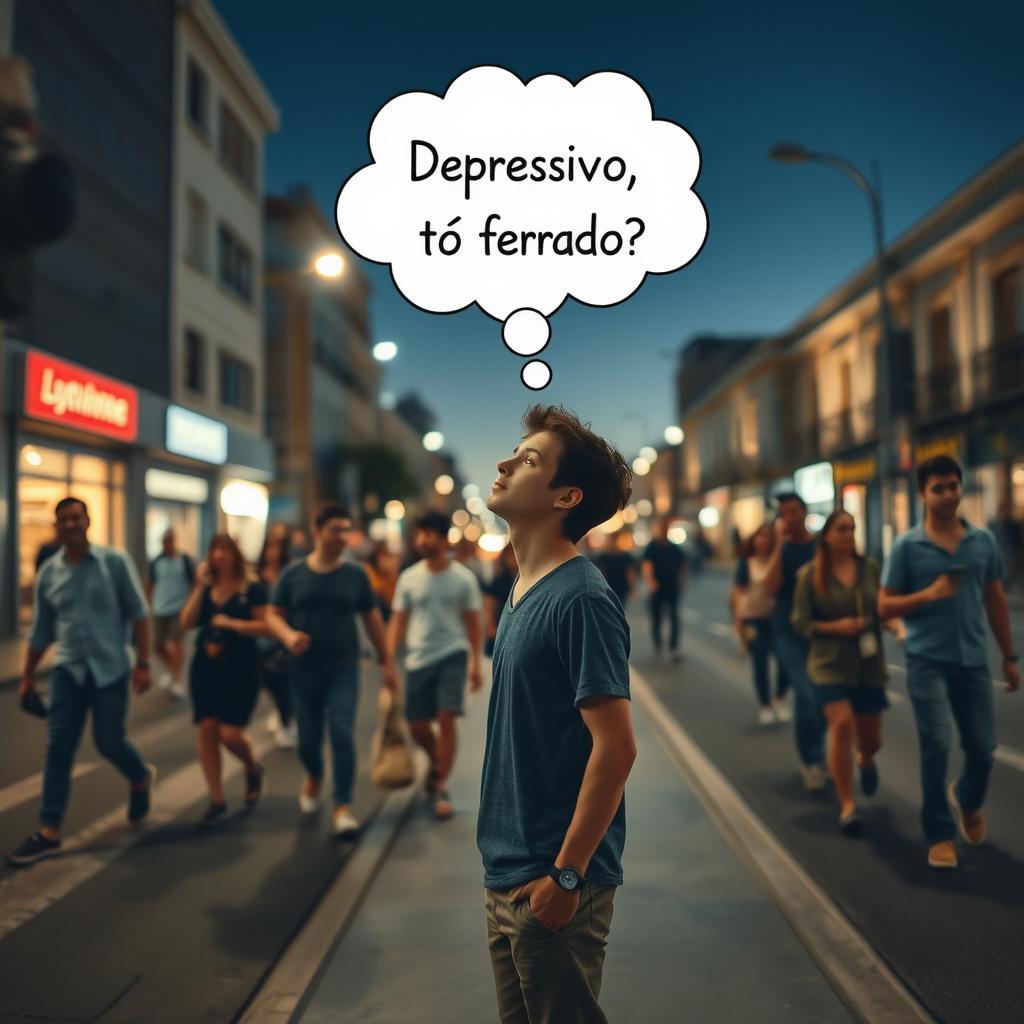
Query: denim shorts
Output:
[[405, 650, 468, 721], [814, 683, 889, 714]]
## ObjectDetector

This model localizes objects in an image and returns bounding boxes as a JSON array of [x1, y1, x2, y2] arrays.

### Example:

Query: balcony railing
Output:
[[914, 363, 962, 419], [973, 335, 1024, 405]]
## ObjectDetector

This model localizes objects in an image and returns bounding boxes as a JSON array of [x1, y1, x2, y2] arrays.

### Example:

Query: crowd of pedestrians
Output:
[[5, 411, 1023, 1022]]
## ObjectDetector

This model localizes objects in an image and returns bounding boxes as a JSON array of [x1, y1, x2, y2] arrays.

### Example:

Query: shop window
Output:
[[220, 351, 255, 413], [185, 189, 208, 272], [218, 222, 253, 303], [186, 58, 209, 137], [18, 443, 126, 628], [219, 101, 256, 192], [185, 328, 205, 393]]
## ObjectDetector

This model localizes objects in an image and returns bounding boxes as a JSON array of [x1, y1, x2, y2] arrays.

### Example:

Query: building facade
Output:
[[676, 141, 1024, 559], [264, 187, 379, 528], [0, 0, 277, 637]]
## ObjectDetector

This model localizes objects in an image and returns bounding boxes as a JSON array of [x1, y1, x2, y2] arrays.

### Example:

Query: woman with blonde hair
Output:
[[792, 511, 897, 835], [181, 533, 269, 825]]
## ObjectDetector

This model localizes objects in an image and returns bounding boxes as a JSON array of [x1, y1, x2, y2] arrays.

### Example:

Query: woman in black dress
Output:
[[180, 534, 269, 825]]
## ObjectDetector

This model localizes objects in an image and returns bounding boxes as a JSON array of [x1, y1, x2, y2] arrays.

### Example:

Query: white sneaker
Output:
[[332, 807, 360, 837], [757, 707, 775, 727], [802, 764, 828, 792], [168, 682, 187, 700], [772, 698, 792, 723], [299, 790, 322, 814], [157, 672, 172, 691], [274, 724, 297, 750]]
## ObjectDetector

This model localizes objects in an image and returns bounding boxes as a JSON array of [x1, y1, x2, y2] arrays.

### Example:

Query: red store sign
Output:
[[24, 351, 138, 442]]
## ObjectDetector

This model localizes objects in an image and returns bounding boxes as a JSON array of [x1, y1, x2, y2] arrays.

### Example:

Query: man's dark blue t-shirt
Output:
[[773, 538, 817, 632], [476, 556, 631, 890]]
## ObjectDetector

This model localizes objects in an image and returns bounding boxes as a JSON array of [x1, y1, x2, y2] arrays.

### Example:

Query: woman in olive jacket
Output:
[[792, 510, 900, 835]]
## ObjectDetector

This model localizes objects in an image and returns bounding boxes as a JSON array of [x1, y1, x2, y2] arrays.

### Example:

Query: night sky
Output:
[[214, 0, 1024, 495]]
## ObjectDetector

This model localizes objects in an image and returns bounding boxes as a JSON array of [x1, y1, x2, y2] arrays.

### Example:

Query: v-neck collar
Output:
[[508, 556, 582, 613]]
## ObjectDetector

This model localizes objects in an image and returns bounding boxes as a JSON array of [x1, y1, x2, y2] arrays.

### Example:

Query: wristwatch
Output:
[[549, 865, 586, 892]]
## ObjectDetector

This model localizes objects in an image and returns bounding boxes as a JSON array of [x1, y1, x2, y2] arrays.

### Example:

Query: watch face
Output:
[[558, 869, 579, 891]]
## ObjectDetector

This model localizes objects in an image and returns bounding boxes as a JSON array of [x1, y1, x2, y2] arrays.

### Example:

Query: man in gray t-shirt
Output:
[[477, 405, 636, 1024], [388, 512, 482, 820]]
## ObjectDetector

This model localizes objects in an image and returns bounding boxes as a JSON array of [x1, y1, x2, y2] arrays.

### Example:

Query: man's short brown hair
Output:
[[522, 404, 632, 544]]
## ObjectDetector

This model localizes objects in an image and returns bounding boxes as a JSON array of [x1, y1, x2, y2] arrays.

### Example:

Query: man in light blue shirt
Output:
[[7, 497, 156, 867], [880, 456, 1020, 872]]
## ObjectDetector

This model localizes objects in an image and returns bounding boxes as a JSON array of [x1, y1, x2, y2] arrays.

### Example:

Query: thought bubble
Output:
[[336, 65, 707, 388]]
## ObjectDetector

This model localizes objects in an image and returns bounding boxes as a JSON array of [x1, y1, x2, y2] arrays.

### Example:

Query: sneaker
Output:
[[200, 801, 228, 827], [157, 672, 172, 691], [433, 789, 454, 820], [332, 807, 360, 838], [245, 764, 266, 806], [757, 707, 775, 727], [947, 781, 985, 845], [6, 831, 62, 867], [860, 760, 880, 797], [839, 807, 863, 837], [299, 781, 321, 814], [274, 723, 297, 750], [128, 764, 157, 823], [772, 698, 792, 723], [928, 840, 958, 870], [168, 682, 187, 700], [801, 764, 828, 792]]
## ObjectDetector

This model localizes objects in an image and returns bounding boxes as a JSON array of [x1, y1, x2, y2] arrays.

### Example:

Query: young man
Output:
[[266, 505, 398, 837], [764, 492, 826, 789], [7, 498, 156, 867], [147, 527, 194, 699], [879, 456, 1020, 870], [478, 404, 637, 1024], [641, 518, 687, 661], [387, 512, 483, 819]]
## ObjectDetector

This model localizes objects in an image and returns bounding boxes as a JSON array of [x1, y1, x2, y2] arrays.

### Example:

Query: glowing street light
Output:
[[632, 457, 651, 476], [384, 500, 406, 521], [423, 431, 444, 452], [466, 496, 485, 515], [698, 506, 721, 528], [639, 446, 658, 464], [314, 252, 344, 278], [373, 340, 398, 362], [462, 483, 480, 500], [664, 425, 684, 446], [435, 474, 454, 495], [452, 509, 470, 528]]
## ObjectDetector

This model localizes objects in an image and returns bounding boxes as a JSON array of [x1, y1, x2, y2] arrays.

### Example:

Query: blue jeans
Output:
[[42, 668, 147, 828], [747, 619, 789, 706], [773, 626, 825, 767], [290, 661, 360, 806], [906, 657, 995, 843]]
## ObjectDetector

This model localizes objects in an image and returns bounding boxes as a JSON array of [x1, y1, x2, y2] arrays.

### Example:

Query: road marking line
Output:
[[0, 730, 274, 942], [631, 667, 937, 1024], [0, 708, 191, 817], [0, 764, 98, 816]]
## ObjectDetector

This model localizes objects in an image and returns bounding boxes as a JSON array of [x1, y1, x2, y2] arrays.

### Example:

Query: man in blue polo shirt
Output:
[[879, 456, 1020, 871]]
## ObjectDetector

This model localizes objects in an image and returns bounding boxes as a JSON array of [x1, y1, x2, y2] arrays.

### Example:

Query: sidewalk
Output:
[[297, 677, 856, 1023]]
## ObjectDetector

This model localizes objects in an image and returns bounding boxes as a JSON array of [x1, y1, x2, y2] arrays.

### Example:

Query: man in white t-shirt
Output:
[[388, 512, 483, 819]]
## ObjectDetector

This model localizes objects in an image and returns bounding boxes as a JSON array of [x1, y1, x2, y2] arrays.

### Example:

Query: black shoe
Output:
[[128, 764, 157, 824], [245, 764, 266, 806], [200, 802, 228, 826], [839, 808, 863, 837], [860, 760, 879, 797], [6, 831, 62, 866]]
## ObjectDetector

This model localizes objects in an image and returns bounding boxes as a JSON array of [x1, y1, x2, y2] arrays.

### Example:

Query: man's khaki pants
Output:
[[485, 884, 616, 1023]]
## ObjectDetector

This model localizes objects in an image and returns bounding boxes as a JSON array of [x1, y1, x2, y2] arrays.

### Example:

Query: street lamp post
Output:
[[770, 142, 899, 552]]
